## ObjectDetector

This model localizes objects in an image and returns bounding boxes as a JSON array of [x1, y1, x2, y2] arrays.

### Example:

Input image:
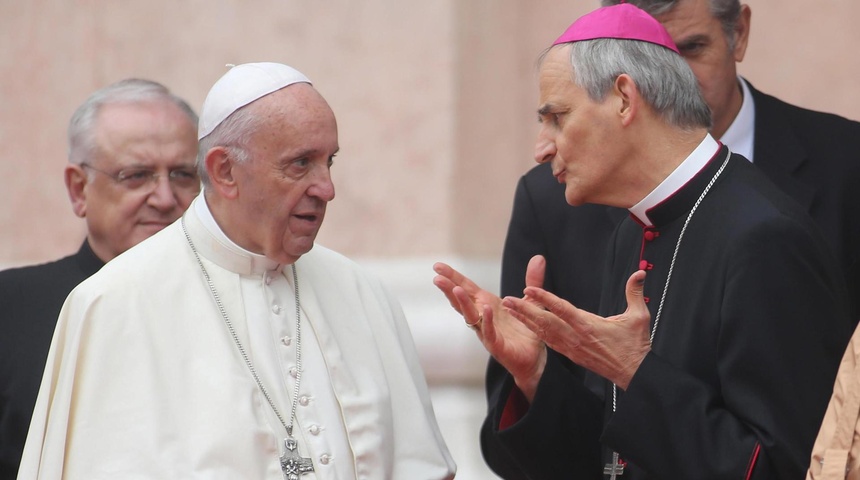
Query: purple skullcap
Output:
[[552, 2, 679, 54]]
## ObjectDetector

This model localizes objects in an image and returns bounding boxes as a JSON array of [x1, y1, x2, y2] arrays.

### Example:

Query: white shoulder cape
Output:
[[18, 210, 455, 480]]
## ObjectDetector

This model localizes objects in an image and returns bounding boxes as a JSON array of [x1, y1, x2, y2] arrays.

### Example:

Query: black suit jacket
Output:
[[486, 81, 860, 479], [0, 242, 103, 478]]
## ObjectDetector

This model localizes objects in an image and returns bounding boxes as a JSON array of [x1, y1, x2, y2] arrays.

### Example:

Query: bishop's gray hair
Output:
[[67, 78, 198, 165], [600, 0, 743, 49], [558, 38, 712, 130]]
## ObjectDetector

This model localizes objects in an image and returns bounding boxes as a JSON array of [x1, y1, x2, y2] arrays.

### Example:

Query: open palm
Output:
[[432, 256, 548, 390]]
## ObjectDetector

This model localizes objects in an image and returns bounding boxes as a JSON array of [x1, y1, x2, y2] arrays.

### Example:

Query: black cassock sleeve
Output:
[[483, 351, 605, 479]]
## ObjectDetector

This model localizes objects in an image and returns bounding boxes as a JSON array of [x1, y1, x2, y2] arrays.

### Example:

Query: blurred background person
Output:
[[0, 78, 200, 478]]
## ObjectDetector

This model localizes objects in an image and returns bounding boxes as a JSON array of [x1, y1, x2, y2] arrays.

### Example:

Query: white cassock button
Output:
[[299, 395, 309, 406], [272, 304, 281, 314], [281, 336, 292, 346], [319, 454, 331, 465], [265, 275, 272, 285], [289, 367, 298, 377], [309, 425, 320, 435]]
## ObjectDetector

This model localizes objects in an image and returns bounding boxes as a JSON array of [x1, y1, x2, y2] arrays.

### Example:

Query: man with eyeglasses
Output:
[[0, 78, 199, 478]]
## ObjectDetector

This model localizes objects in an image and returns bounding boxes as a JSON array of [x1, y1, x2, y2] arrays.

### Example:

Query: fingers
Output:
[[624, 270, 649, 319], [432, 262, 481, 316], [433, 262, 480, 293], [432, 274, 464, 315], [522, 286, 584, 327], [433, 263, 493, 332], [453, 286, 483, 328], [502, 295, 565, 340], [434, 262, 505, 337], [432, 262, 456, 278], [525, 255, 546, 290], [479, 303, 495, 341]]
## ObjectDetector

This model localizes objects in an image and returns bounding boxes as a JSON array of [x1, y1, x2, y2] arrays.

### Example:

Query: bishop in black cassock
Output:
[[493, 144, 850, 479], [599, 145, 849, 478], [433, 4, 851, 480]]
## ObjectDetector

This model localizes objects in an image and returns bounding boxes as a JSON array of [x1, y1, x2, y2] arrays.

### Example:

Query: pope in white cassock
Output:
[[17, 63, 457, 480]]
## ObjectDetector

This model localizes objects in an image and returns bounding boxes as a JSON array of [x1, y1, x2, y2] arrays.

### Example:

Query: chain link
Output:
[[611, 150, 731, 457], [182, 218, 303, 438]]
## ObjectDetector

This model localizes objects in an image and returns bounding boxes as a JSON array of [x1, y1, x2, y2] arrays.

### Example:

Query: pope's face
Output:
[[230, 85, 338, 265], [656, 0, 749, 137], [75, 100, 200, 261], [534, 46, 624, 207]]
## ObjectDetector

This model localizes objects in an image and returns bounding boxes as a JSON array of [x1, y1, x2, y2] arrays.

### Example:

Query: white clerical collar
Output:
[[188, 193, 282, 275], [629, 134, 721, 226], [719, 77, 755, 162]]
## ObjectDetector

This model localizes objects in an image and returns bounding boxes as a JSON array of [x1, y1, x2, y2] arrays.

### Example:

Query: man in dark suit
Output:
[[485, 0, 860, 477], [0, 79, 200, 478]]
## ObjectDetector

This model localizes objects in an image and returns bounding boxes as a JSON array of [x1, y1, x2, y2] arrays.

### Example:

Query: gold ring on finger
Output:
[[465, 314, 483, 330]]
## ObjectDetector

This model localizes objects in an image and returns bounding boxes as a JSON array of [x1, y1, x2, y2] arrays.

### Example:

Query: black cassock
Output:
[[0, 241, 104, 478], [486, 147, 851, 479]]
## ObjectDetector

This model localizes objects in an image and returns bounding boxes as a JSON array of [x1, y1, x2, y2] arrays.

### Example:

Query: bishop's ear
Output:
[[64, 164, 89, 218], [613, 74, 639, 127], [205, 146, 240, 199]]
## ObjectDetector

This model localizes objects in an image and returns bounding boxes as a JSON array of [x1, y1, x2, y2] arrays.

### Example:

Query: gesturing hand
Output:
[[432, 256, 549, 401], [501, 270, 652, 390]]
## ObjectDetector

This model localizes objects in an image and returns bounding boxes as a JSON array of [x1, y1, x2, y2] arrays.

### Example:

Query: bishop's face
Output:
[[228, 84, 339, 265], [534, 45, 626, 207]]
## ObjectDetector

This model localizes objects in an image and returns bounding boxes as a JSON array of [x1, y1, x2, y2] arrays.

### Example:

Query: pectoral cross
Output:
[[603, 451, 625, 479], [280, 437, 314, 480]]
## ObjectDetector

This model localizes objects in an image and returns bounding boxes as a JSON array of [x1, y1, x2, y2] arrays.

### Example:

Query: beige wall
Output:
[[2, 0, 859, 267], [2, 4, 857, 477]]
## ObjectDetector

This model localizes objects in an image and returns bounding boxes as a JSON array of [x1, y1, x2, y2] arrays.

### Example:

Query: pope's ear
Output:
[[65, 164, 88, 218], [205, 146, 240, 199]]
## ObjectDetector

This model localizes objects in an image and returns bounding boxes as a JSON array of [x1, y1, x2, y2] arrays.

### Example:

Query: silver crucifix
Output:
[[603, 451, 625, 479], [280, 437, 314, 480]]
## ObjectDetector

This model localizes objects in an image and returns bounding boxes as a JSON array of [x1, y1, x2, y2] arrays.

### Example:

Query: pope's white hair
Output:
[[196, 103, 258, 187]]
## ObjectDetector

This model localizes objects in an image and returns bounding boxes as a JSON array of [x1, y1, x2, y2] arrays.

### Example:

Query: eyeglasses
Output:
[[81, 163, 200, 192]]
